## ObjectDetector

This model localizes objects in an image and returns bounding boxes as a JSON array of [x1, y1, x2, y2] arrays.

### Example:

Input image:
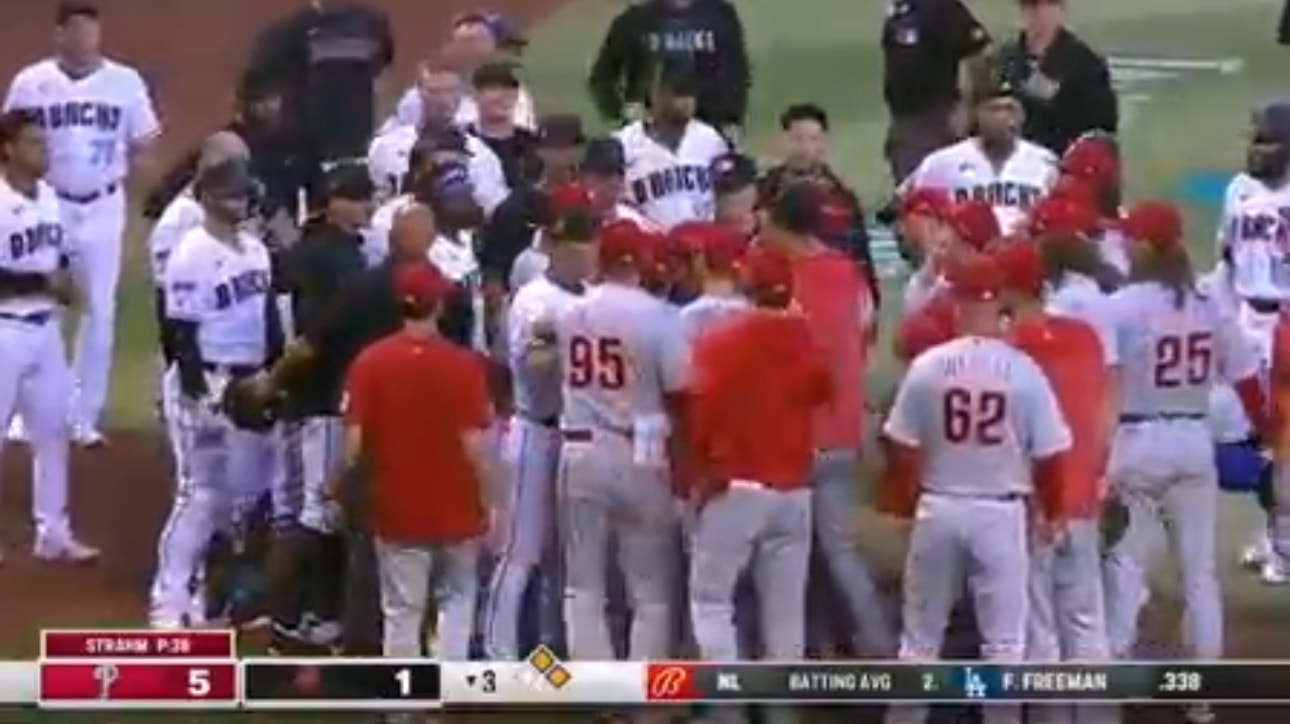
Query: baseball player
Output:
[[614, 67, 729, 230], [674, 222, 749, 343], [485, 200, 597, 660], [1101, 203, 1267, 724], [149, 160, 283, 628], [1057, 132, 1128, 283], [0, 109, 96, 564], [993, 240, 1118, 724], [898, 78, 1057, 234], [366, 62, 508, 216], [882, 255, 1070, 724], [555, 220, 687, 660], [1203, 103, 1290, 578], [4, 2, 161, 444], [361, 142, 435, 268], [903, 198, 999, 314], [687, 247, 828, 724]]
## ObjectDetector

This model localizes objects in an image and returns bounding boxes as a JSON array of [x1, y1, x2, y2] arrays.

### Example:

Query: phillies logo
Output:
[[646, 664, 696, 701]]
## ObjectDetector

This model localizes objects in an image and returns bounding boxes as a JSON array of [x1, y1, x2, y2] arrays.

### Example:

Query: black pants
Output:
[[340, 528, 383, 655]]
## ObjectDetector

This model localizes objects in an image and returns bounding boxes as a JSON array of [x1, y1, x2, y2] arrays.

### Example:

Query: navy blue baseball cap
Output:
[[431, 161, 473, 195], [580, 137, 625, 177], [711, 153, 758, 195]]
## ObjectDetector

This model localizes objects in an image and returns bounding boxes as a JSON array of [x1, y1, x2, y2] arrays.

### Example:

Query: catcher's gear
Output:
[[1215, 440, 1271, 494], [219, 377, 283, 432], [1099, 494, 1130, 552], [1246, 101, 1290, 181]]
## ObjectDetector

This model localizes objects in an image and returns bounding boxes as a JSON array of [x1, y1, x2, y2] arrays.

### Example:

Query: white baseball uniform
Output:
[[1101, 283, 1258, 661], [149, 225, 280, 627], [379, 83, 537, 136], [899, 137, 1057, 233], [1046, 271, 1121, 365], [485, 274, 584, 658], [884, 336, 1069, 724], [678, 292, 748, 345], [5, 58, 160, 433], [556, 281, 688, 660], [428, 230, 489, 353], [614, 120, 728, 230], [0, 178, 77, 547], [1216, 172, 1290, 303], [507, 202, 659, 291], [366, 124, 508, 214], [361, 192, 413, 267]]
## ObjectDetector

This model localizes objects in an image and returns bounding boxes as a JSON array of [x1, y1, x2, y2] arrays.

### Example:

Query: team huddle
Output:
[[5, 4, 1290, 724]]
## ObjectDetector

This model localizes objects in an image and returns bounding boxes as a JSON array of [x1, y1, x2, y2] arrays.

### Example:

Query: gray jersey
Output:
[[1112, 282, 1259, 418], [679, 293, 750, 346], [556, 282, 689, 433], [507, 275, 582, 421], [884, 336, 1071, 496]]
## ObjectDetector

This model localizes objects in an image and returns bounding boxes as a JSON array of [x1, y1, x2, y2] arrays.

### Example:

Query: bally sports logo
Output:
[[646, 663, 698, 701]]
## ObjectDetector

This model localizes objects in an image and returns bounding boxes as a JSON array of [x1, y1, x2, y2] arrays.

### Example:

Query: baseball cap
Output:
[[991, 240, 1045, 296], [945, 255, 1004, 302], [598, 220, 644, 268], [1060, 135, 1121, 183], [1120, 200, 1184, 251], [472, 61, 521, 90], [544, 183, 600, 241], [711, 153, 758, 195], [395, 262, 455, 314], [536, 114, 585, 148], [901, 187, 952, 219], [1027, 196, 1098, 239], [430, 161, 473, 196], [322, 163, 375, 202], [972, 76, 1021, 106], [454, 10, 527, 48], [740, 246, 796, 307], [945, 199, 1001, 251], [581, 137, 626, 177], [194, 158, 257, 199], [56, 1, 98, 25], [670, 221, 745, 275]]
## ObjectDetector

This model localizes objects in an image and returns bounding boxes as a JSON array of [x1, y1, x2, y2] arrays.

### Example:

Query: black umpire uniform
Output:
[[243, 0, 394, 204], [588, 0, 750, 129]]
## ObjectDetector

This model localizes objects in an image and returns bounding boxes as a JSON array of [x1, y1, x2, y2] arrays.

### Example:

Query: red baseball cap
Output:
[[670, 221, 745, 274], [1120, 200, 1184, 251], [546, 181, 595, 214], [598, 219, 643, 268], [991, 239, 1045, 296], [1060, 136, 1120, 185], [945, 198, 1001, 250], [901, 187, 953, 219], [394, 262, 454, 312], [944, 255, 1004, 302], [1027, 196, 1098, 239], [740, 245, 795, 306]]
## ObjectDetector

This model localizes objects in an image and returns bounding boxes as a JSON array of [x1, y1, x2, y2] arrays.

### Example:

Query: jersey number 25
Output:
[[1153, 332, 1213, 388], [568, 335, 626, 389], [943, 387, 1006, 445]]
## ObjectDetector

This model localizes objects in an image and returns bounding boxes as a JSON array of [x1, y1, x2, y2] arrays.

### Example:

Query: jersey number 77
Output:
[[568, 335, 627, 389]]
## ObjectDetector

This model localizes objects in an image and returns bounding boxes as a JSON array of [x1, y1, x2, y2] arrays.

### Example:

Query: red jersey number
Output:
[[943, 387, 1007, 445], [568, 335, 626, 389], [1153, 332, 1214, 388]]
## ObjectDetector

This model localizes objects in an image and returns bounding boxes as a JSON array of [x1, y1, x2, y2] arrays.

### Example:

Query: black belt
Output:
[[1119, 412, 1207, 423], [0, 310, 54, 325], [1246, 298, 1282, 314], [518, 415, 559, 429], [56, 182, 119, 204], [562, 426, 633, 442], [202, 362, 261, 379], [924, 490, 1025, 502]]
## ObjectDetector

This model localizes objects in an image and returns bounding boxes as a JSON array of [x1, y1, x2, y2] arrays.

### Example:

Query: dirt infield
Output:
[[0, 0, 569, 656]]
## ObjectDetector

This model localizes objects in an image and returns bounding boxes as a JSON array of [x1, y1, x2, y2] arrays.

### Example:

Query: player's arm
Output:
[[1023, 360, 1074, 523], [125, 70, 162, 187], [456, 355, 504, 508], [878, 360, 929, 518], [468, 141, 510, 217], [514, 298, 558, 373], [478, 194, 533, 295], [1217, 317, 1272, 441], [162, 247, 212, 400], [1090, 299, 1122, 474]]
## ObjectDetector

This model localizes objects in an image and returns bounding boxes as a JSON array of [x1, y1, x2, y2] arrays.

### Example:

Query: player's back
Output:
[[905, 336, 1067, 497], [557, 282, 680, 434], [508, 276, 581, 422], [1113, 283, 1238, 419], [679, 293, 748, 345]]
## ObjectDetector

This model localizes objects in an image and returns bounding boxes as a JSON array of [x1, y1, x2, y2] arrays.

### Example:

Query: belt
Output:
[[924, 490, 1025, 502], [202, 362, 261, 379], [517, 414, 559, 429], [561, 426, 633, 442], [1119, 412, 1207, 423], [1246, 298, 1283, 314], [56, 182, 119, 204], [0, 310, 54, 325]]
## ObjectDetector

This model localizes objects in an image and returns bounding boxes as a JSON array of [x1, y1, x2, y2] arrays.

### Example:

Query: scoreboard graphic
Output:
[[3, 630, 1290, 710]]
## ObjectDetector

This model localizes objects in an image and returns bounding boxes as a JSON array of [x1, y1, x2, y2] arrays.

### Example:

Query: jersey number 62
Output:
[[943, 387, 1007, 445], [568, 335, 626, 389]]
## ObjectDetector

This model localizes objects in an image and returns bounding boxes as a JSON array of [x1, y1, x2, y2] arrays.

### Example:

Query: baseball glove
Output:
[[219, 377, 283, 432], [1099, 495, 1131, 552]]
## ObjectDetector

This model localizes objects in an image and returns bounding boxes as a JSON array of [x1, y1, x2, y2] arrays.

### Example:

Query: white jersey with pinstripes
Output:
[[0, 178, 65, 317], [508, 275, 583, 422], [163, 227, 272, 366]]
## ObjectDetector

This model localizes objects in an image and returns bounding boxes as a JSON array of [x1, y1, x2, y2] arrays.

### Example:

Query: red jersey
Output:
[[690, 312, 833, 496], [1008, 314, 1107, 519], [893, 292, 957, 363], [792, 247, 869, 450], [345, 331, 492, 543]]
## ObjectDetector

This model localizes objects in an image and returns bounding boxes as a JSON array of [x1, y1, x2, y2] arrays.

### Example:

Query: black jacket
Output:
[[997, 28, 1118, 154], [588, 0, 751, 127], [478, 184, 545, 291], [1280, 0, 1290, 44]]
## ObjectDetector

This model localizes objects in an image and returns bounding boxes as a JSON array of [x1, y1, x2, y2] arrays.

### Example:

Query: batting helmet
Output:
[[1215, 441, 1271, 494], [1246, 100, 1290, 181]]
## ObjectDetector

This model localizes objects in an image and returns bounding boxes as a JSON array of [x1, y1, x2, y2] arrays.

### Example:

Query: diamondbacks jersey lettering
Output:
[[163, 228, 273, 366], [4, 59, 159, 195], [145, 190, 203, 286], [556, 283, 689, 433], [883, 336, 1071, 496], [0, 180, 65, 316], [900, 138, 1057, 233], [365, 124, 508, 213], [1216, 173, 1290, 301], [679, 293, 749, 345], [615, 120, 728, 230], [507, 276, 583, 421], [1111, 283, 1258, 418]]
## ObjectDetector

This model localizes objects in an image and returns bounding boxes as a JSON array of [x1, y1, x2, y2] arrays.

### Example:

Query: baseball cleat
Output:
[[33, 535, 101, 564], [5, 417, 27, 443], [1260, 556, 1290, 585], [1239, 535, 1271, 570], [71, 426, 107, 449]]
